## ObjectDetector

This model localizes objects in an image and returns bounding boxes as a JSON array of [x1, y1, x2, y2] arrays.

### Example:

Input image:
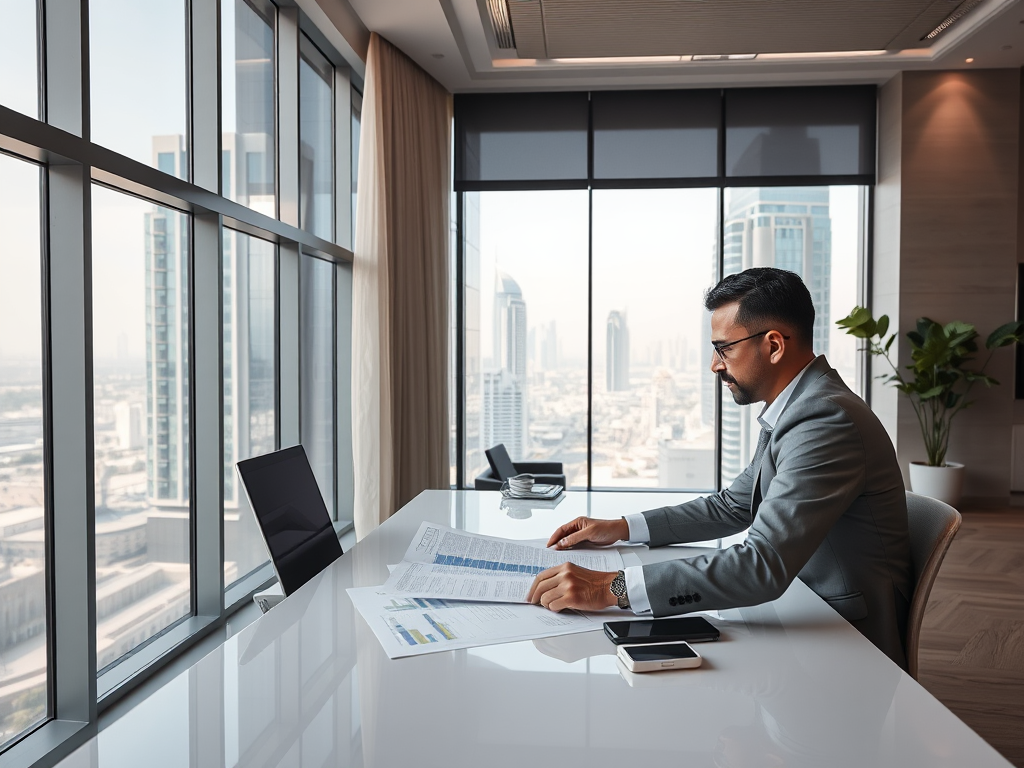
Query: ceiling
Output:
[[343, 0, 1024, 92]]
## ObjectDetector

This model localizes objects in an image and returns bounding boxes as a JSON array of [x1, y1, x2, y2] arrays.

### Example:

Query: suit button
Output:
[[685, 595, 693, 604], [677, 595, 685, 604], [669, 597, 677, 606], [693, 593, 702, 603]]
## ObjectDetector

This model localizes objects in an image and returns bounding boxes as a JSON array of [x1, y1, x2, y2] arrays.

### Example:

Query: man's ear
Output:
[[767, 330, 787, 364]]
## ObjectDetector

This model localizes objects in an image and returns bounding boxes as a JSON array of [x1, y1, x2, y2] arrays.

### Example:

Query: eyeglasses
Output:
[[711, 330, 790, 361]]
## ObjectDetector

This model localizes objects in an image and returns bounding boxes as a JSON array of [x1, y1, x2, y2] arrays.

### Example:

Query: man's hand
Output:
[[546, 517, 629, 550], [526, 563, 618, 612]]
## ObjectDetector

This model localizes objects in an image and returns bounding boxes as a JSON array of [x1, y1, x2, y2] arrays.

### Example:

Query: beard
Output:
[[719, 372, 757, 405]]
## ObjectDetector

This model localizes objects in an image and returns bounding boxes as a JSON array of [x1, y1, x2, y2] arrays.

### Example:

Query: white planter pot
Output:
[[908, 461, 965, 508]]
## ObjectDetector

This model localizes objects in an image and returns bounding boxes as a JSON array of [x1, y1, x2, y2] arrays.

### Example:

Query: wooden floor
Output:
[[917, 507, 1024, 767]]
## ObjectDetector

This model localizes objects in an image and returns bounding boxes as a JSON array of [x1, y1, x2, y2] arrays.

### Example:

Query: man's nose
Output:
[[710, 351, 725, 373]]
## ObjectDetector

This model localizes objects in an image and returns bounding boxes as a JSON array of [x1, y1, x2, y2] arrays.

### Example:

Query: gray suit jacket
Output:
[[641, 356, 912, 668]]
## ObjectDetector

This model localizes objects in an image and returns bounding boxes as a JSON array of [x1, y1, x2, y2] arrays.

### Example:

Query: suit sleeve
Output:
[[641, 450, 758, 546], [641, 396, 866, 616]]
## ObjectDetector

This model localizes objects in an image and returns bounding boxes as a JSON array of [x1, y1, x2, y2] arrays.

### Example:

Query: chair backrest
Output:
[[485, 443, 519, 482], [905, 491, 962, 679]]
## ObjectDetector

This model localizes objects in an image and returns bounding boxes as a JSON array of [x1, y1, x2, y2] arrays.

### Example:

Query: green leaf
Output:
[[918, 386, 945, 400], [875, 315, 889, 338], [884, 334, 895, 352], [986, 320, 1024, 349]]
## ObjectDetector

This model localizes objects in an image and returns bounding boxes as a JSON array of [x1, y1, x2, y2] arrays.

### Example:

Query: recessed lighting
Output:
[[691, 53, 757, 62], [431, 53, 445, 59], [550, 55, 684, 64], [965, 57, 974, 63]]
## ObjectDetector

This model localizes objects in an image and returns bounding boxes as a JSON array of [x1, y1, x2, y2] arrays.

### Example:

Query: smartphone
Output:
[[617, 641, 702, 673], [604, 616, 720, 645]]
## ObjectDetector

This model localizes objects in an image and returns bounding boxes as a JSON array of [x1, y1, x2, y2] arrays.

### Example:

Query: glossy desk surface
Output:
[[57, 491, 1010, 768]]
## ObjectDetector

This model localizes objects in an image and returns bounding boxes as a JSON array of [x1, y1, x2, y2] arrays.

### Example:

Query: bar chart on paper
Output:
[[348, 586, 604, 658]]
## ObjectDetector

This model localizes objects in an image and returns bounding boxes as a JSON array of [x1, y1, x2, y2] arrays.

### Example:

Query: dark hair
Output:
[[704, 268, 815, 345]]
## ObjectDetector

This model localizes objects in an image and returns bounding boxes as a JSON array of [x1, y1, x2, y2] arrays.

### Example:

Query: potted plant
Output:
[[837, 308, 1024, 506]]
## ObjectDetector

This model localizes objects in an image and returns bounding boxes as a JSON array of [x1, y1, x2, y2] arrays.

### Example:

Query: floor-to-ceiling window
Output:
[[453, 87, 875, 491], [0, 153, 47, 747], [0, 0, 358, 760]]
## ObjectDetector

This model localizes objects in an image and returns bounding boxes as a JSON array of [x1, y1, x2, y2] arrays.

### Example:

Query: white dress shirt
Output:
[[620, 359, 816, 615]]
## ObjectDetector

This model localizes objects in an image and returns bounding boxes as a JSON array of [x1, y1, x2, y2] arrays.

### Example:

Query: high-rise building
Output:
[[494, 271, 527, 377], [463, 193, 483, 478], [482, 270, 529, 460], [144, 144, 190, 508], [481, 369, 526, 459], [718, 187, 832, 482], [540, 320, 558, 371], [606, 310, 630, 392]]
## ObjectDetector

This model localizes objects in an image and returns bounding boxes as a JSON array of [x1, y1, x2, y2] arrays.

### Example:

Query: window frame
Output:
[[0, 0, 359, 762]]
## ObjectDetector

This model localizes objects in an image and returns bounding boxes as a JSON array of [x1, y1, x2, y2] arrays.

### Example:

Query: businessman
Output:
[[527, 268, 913, 668]]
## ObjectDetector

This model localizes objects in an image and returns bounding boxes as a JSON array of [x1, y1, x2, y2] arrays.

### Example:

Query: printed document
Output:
[[347, 587, 607, 659], [379, 521, 624, 603]]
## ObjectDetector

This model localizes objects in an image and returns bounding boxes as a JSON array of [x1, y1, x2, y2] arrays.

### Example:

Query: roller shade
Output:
[[592, 89, 720, 180], [455, 92, 589, 187], [725, 86, 876, 178]]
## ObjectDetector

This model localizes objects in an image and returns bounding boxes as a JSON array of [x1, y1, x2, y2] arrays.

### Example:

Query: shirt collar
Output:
[[757, 357, 817, 431]]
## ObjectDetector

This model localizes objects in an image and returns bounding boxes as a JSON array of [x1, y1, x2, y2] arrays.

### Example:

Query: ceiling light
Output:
[[758, 50, 887, 60], [691, 54, 757, 61], [965, 57, 974, 62], [550, 55, 684, 64], [923, 0, 985, 41]]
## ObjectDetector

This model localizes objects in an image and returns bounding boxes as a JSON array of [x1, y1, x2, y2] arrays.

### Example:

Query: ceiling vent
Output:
[[487, 0, 516, 50], [922, 0, 985, 41]]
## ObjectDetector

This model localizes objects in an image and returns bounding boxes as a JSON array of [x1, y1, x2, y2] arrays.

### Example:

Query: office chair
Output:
[[904, 491, 962, 680], [473, 443, 567, 491]]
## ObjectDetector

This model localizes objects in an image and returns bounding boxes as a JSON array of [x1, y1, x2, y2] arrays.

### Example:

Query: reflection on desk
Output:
[[55, 491, 1011, 768]]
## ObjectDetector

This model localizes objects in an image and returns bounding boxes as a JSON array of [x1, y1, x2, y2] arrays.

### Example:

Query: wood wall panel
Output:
[[875, 69, 1021, 501]]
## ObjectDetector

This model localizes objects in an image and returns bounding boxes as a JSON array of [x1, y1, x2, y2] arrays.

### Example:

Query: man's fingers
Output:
[[546, 518, 586, 548], [527, 567, 561, 603]]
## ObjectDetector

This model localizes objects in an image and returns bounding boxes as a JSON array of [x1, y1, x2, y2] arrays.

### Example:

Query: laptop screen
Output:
[[236, 445, 343, 595]]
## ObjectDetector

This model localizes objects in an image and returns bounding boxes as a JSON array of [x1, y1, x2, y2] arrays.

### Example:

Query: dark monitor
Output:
[[236, 445, 343, 596]]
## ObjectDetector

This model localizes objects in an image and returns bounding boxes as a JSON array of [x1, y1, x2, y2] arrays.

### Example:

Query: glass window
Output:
[[223, 230, 276, 587], [720, 186, 862, 486], [462, 191, 589, 487], [90, 0, 188, 178], [0, 153, 48, 748], [222, 0, 276, 217], [299, 36, 334, 242], [301, 256, 336, 519], [591, 189, 719, 489], [351, 91, 361, 248], [91, 185, 192, 670], [0, 0, 38, 118]]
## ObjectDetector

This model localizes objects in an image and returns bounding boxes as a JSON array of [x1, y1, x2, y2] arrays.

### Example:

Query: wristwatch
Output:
[[610, 570, 630, 610]]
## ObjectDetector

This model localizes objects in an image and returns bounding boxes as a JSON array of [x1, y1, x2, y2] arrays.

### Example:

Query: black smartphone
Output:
[[603, 616, 720, 645]]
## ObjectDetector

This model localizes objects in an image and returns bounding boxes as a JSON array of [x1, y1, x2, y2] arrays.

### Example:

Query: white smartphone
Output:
[[616, 641, 702, 673]]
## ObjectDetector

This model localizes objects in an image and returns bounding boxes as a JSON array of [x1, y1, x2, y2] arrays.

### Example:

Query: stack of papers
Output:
[[347, 522, 625, 659]]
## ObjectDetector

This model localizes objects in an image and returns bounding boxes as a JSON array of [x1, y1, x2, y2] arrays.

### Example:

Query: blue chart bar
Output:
[[392, 620, 418, 646], [433, 554, 542, 575]]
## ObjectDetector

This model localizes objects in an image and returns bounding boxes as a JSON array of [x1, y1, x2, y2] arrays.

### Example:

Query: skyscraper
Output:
[[494, 271, 527, 376], [718, 187, 832, 482], [606, 310, 630, 392], [145, 139, 190, 508], [482, 270, 528, 459]]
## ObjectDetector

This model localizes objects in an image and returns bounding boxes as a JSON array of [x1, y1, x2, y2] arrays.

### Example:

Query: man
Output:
[[527, 268, 913, 668]]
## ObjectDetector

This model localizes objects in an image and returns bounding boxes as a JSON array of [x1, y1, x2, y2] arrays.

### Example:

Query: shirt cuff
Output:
[[623, 565, 652, 615], [624, 513, 651, 543]]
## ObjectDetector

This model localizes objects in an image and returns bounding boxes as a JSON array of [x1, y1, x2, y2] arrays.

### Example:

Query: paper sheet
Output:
[[347, 587, 605, 659], [378, 522, 624, 603]]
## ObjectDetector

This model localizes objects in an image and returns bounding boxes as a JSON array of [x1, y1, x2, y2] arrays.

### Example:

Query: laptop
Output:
[[236, 445, 343, 596]]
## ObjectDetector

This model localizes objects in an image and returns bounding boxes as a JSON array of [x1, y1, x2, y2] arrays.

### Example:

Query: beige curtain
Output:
[[352, 33, 452, 540]]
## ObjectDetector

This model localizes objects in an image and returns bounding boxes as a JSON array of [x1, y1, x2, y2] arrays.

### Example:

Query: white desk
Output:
[[56, 491, 1011, 768]]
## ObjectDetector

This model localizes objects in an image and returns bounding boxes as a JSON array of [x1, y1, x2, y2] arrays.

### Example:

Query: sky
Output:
[[475, 186, 861, 382]]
